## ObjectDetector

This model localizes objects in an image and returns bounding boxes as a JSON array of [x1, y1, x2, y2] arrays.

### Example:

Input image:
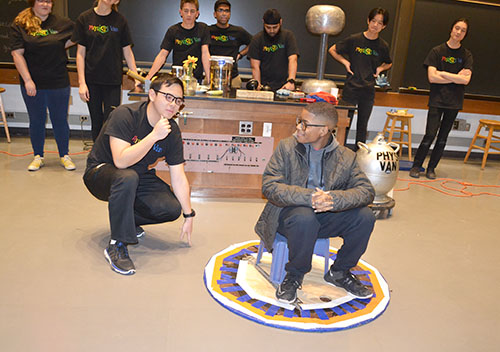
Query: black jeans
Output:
[[277, 206, 375, 278], [413, 107, 459, 170], [86, 84, 121, 141], [83, 164, 182, 244], [340, 89, 375, 150]]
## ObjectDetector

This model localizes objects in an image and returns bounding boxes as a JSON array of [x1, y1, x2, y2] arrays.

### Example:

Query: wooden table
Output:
[[130, 92, 351, 198]]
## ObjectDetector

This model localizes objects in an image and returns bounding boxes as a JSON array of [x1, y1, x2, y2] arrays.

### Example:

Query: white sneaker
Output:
[[60, 155, 76, 171], [28, 155, 44, 171]]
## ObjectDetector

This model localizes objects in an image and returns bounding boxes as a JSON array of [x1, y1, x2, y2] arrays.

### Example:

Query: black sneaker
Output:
[[104, 241, 136, 275], [409, 167, 420, 178], [136, 226, 145, 238], [276, 273, 302, 303], [324, 269, 373, 299], [426, 168, 436, 179]]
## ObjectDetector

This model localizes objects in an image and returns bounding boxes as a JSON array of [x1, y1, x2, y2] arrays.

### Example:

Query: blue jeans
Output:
[[277, 206, 375, 277], [21, 85, 71, 157]]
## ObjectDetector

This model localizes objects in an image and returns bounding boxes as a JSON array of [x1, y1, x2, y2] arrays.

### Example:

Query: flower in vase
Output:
[[182, 55, 198, 71]]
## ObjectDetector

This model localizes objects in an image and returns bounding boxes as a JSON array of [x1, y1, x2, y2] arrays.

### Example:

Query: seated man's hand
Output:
[[311, 187, 333, 213]]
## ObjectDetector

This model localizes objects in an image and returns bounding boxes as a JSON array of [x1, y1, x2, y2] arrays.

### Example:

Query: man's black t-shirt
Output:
[[87, 102, 185, 174], [71, 9, 133, 85], [209, 24, 252, 78], [424, 42, 473, 110], [9, 14, 74, 89], [161, 22, 210, 80], [247, 29, 299, 91], [335, 32, 392, 95]]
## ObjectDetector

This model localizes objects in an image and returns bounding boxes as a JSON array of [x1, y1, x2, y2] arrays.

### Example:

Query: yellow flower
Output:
[[183, 55, 198, 70]]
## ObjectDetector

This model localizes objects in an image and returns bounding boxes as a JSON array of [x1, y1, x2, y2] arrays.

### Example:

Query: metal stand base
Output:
[[368, 198, 396, 220]]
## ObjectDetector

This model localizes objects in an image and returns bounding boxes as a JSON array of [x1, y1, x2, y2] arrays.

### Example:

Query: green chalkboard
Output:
[[403, 0, 500, 97], [0, 0, 29, 62]]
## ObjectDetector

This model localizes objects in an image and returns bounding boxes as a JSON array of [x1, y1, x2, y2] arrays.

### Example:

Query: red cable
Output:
[[395, 177, 500, 197]]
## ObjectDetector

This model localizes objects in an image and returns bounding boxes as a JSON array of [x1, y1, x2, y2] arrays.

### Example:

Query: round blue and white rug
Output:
[[204, 241, 390, 332]]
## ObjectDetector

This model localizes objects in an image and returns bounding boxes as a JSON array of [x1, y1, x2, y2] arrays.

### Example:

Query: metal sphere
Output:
[[301, 79, 337, 94], [305, 5, 345, 35]]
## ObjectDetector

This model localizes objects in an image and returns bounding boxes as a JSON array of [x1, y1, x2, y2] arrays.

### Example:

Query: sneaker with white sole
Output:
[[104, 241, 136, 275], [324, 269, 373, 299], [136, 226, 145, 238], [276, 273, 302, 303], [60, 155, 76, 171], [28, 155, 44, 171]]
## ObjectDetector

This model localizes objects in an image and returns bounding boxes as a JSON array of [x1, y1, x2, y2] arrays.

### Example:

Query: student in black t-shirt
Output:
[[329, 8, 392, 149], [10, 0, 76, 172], [247, 9, 299, 91], [209, 0, 252, 88], [72, 0, 140, 142], [145, 0, 211, 83], [83, 74, 195, 276], [410, 19, 473, 180]]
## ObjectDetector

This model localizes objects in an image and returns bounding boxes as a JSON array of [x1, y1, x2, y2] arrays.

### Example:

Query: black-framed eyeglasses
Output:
[[36, 0, 53, 3], [154, 90, 184, 106], [216, 8, 231, 13], [296, 117, 327, 130]]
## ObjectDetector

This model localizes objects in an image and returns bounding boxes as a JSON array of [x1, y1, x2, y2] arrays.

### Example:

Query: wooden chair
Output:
[[464, 119, 500, 169], [0, 87, 11, 143], [382, 111, 413, 159], [255, 232, 330, 285]]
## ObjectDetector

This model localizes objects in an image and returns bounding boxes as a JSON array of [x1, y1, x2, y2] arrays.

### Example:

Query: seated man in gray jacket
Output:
[[255, 102, 376, 303]]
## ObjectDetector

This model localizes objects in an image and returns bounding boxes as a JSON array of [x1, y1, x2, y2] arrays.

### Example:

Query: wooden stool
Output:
[[0, 87, 11, 143], [464, 119, 500, 169], [382, 111, 413, 159]]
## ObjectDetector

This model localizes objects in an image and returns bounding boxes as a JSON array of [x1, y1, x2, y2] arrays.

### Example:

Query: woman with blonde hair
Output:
[[10, 0, 76, 171], [72, 0, 139, 142]]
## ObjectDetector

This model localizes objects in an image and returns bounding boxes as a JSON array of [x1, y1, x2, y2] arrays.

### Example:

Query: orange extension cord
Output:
[[395, 177, 500, 197]]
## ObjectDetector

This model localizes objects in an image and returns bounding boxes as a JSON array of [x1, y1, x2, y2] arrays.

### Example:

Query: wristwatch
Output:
[[183, 209, 196, 218], [287, 78, 296, 85]]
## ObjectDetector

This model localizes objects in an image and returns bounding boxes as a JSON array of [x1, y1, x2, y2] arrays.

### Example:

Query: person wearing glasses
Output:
[[145, 0, 210, 83], [255, 102, 376, 303], [83, 74, 194, 275], [209, 0, 252, 88], [10, 0, 76, 171], [72, 0, 140, 142]]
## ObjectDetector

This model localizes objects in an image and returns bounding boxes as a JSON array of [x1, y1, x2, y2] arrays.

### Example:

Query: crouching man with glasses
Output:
[[84, 73, 195, 275], [255, 102, 376, 303]]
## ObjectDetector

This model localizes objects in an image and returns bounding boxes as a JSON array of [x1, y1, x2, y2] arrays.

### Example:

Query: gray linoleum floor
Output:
[[1, 136, 499, 352]]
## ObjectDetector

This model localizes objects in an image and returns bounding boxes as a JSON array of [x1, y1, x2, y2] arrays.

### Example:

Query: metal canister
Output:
[[209, 56, 234, 91], [357, 133, 400, 204]]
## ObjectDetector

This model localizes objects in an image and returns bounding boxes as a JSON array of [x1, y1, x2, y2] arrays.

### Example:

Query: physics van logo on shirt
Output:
[[30, 29, 58, 37], [131, 136, 163, 153], [175, 37, 201, 46], [88, 25, 119, 34], [263, 43, 285, 53], [211, 34, 236, 42], [355, 47, 379, 56], [441, 56, 462, 64]]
